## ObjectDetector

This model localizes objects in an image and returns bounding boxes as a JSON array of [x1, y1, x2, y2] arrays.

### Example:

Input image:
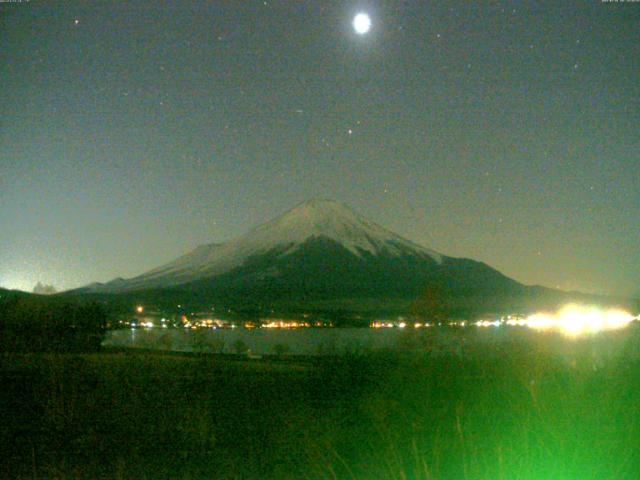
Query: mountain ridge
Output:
[[68, 199, 637, 318], [82, 199, 445, 293]]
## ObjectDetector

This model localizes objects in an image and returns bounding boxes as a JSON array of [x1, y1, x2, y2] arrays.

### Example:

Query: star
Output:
[[74, 19, 79, 26]]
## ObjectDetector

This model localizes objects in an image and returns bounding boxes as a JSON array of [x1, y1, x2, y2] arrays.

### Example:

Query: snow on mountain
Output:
[[88, 199, 443, 292], [241, 199, 442, 260]]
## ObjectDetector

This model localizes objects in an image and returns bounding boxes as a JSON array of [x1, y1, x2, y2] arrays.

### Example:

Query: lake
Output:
[[103, 324, 640, 360]]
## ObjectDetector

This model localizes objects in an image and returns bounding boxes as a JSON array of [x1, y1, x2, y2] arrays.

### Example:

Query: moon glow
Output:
[[353, 13, 371, 35]]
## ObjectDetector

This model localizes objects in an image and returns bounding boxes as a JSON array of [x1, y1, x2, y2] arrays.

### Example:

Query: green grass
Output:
[[1, 329, 640, 479]]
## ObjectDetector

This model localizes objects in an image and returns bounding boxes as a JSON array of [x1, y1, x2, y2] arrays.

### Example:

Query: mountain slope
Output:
[[72, 199, 632, 317], [85, 199, 445, 293], [180, 236, 522, 301]]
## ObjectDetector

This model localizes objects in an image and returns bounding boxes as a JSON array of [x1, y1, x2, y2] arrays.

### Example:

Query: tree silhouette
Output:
[[0, 296, 106, 353], [410, 284, 451, 322]]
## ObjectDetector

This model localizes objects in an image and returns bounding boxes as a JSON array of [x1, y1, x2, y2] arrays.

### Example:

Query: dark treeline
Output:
[[0, 293, 106, 352]]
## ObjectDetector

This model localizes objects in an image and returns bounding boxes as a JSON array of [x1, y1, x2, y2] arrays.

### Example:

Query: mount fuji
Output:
[[74, 199, 620, 317], [88, 199, 446, 292]]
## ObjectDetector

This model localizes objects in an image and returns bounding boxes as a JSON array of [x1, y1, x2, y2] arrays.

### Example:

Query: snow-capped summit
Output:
[[243, 198, 442, 260], [86, 199, 443, 292]]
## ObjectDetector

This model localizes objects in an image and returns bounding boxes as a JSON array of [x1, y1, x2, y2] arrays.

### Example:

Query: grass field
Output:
[[2, 328, 640, 479]]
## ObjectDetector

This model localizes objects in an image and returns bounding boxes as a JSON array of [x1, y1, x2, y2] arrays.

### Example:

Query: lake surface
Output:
[[103, 324, 640, 359]]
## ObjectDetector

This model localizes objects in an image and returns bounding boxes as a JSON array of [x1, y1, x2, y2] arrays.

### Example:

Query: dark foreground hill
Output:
[[0, 291, 106, 352], [3, 338, 640, 478]]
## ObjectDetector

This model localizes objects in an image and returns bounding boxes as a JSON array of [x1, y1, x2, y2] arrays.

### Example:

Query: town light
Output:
[[524, 305, 636, 337]]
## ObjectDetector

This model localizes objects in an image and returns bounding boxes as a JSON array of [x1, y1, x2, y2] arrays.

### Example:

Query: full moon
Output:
[[353, 13, 371, 35]]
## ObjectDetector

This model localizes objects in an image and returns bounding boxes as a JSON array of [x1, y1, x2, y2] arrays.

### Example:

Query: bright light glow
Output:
[[524, 305, 636, 337], [353, 13, 371, 35], [262, 320, 310, 329], [370, 321, 395, 328], [136, 305, 144, 313], [475, 320, 501, 328]]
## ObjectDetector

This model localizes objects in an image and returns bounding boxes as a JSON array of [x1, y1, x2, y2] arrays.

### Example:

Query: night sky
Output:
[[1, 1, 638, 297]]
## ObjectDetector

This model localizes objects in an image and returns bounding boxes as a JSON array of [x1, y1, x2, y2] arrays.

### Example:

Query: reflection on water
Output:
[[103, 324, 640, 359]]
